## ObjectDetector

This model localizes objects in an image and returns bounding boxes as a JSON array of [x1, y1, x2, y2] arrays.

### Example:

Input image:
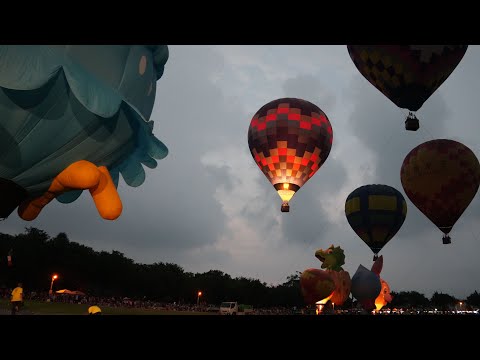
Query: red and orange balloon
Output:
[[248, 98, 333, 212]]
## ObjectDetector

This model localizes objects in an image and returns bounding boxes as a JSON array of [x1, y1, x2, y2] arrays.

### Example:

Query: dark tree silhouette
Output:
[[466, 291, 480, 307], [430, 292, 458, 313], [390, 291, 430, 308], [1, 228, 478, 310]]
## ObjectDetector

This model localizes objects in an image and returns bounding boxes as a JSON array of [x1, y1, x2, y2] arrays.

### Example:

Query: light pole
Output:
[[49, 274, 58, 295], [197, 291, 202, 306]]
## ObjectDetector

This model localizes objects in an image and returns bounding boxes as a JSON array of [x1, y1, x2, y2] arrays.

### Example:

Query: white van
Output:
[[219, 302, 254, 315], [219, 301, 238, 315]]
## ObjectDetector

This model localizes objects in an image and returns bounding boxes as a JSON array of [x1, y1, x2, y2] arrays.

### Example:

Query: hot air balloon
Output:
[[400, 139, 480, 244], [300, 268, 336, 306], [351, 258, 382, 312], [370, 255, 393, 312], [345, 184, 407, 260], [299, 245, 351, 314], [314, 245, 351, 306], [347, 45, 468, 131], [0, 45, 169, 221], [247, 98, 333, 212]]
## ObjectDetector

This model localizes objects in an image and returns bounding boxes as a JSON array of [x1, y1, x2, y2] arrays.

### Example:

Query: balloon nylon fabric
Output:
[[345, 184, 407, 255], [248, 98, 333, 190], [347, 45, 468, 112], [0, 45, 169, 201], [401, 139, 480, 234]]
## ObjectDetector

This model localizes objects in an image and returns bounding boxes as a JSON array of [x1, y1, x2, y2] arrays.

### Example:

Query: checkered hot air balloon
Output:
[[347, 45, 468, 131], [247, 98, 333, 212], [345, 184, 407, 261], [400, 139, 480, 244]]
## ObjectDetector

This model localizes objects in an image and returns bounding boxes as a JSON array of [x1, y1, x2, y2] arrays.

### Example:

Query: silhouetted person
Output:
[[10, 283, 23, 315]]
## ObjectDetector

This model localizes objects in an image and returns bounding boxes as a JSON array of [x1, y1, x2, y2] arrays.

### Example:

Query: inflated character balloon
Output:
[[400, 139, 480, 244], [248, 98, 333, 212], [0, 45, 169, 221], [314, 246, 351, 306], [350, 258, 382, 312], [300, 245, 351, 314], [299, 268, 336, 306], [370, 256, 393, 311], [345, 184, 407, 261], [347, 45, 468, 131], [375, 279, 392, 312]]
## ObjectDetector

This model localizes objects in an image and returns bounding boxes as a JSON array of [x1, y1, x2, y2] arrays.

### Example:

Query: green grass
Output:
[[0, 299, 217, 315]]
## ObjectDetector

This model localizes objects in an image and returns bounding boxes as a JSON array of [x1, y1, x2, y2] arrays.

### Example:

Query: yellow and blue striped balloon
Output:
[[345, 184, 407, 260]]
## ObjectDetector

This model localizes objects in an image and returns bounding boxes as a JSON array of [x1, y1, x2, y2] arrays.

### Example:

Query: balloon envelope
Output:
[[345, 184, 407, 257], [300, 268, 335, 305], [247, 98, 333, 212], [375, 278, 393, 311], [400, 139, 480, 236], [0, 45, 169, 219], [351, 265, 381, 303], [347, 45, 468, 112]]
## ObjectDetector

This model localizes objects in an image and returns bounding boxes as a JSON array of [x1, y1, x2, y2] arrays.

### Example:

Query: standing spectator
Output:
[[11, 282, 23, 315]]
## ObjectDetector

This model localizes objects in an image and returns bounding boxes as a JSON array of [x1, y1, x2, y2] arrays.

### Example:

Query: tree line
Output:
[[1, 227, 479, 309]]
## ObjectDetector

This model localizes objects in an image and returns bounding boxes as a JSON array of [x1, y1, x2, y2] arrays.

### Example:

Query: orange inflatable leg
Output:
[[18, 160, 122, 221], [89, 166, 122, 220]]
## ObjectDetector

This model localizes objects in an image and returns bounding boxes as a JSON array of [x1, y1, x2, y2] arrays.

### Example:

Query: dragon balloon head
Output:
[[315, 245, 345, 272]]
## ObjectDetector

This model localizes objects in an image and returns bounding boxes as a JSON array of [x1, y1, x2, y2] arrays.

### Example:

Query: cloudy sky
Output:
[[2, 45, 480, 299]]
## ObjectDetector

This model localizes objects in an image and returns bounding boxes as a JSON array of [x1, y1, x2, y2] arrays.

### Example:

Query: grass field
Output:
[[0, 299, 216, 315]]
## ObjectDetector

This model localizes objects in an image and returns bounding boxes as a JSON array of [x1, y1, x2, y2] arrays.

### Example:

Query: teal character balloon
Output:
[[0, 45, 169, 220]]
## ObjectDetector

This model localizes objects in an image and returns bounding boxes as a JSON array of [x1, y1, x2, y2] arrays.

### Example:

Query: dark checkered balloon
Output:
[[347, 45, 468, 112], [248, 98, 333, 211]]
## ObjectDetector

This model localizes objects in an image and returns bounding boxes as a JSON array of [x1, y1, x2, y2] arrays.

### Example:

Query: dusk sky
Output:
[[2, 45, 479, 299]]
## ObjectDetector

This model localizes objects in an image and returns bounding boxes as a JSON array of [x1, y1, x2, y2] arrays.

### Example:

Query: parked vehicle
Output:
[[219, 301, 253, 315]]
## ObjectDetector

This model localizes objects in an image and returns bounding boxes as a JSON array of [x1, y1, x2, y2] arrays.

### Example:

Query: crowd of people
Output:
[[1, 286, 299, 314], [2, 287, 477, 315], [1, 285, 102, 315]]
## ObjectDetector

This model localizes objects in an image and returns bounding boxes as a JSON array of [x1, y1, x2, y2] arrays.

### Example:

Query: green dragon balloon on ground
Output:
[[300, 245, 351, 308], [315, 245, 346, 272]]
